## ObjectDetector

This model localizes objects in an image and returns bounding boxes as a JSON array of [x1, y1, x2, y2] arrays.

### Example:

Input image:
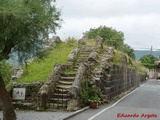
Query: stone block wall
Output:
[[100, 64, 147, 101], [11, 82, 43, 109]]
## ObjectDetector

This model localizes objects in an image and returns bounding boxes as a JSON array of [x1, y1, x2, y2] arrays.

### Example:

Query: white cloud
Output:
[[54, 0, 160, 49]]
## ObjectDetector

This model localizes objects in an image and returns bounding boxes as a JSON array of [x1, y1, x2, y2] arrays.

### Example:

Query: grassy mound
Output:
[[17, 42, 77, 83]]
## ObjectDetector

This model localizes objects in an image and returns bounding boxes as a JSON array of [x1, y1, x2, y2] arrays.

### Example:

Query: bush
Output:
[[83, 26, 124, 50], [0, 60, 13, 85], [65, 37, 78, 47], [140, 54, 158, 69], [80, 79, 100, 106], [83, 26, 136, 58]]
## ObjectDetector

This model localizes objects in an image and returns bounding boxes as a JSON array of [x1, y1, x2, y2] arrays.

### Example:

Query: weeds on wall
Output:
[[80, 79, 100, 107]]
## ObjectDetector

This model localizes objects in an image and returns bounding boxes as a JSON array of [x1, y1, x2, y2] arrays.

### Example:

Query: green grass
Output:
[[17, 43, 77, 83]]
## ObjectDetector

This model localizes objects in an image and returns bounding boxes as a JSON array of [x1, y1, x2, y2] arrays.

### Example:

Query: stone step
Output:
[[73, 68, 78, 71], [55, 88, 68, 94], [73, 66, 79, 69], [94, 75, 102, 78], [50, 103, 67, 108], [79, 51, 91, 53], [104, 87, 112, 91], [77, 58, 88, 62], [61, 77, 75, 80], [81, 45, 95, 47], [77, 59, 87, 63], [50, 98, 69, 103], [79, 53, 90, 57], [94, 70, 102, 73], [58, 81, 73, 85], [77, 56, 88, 60], [80, 50, 93, 52], [105, 81, 112, 83], [53, 93, 69, 98], [73, 66, 79, 71], [56, 84, 72, 89], [93, 77, 100, 81], [75, 62, 87, 66], [12, 102, 34, 109], [61, 73, 76, 77], [12, 102, 33, 106], [79, 52, 91, 56], [79, 54, 89, 57], [81, 46, 95, 50]]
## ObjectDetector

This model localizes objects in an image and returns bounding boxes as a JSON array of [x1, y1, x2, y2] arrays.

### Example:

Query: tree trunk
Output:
[[0, 75, 16, 120]]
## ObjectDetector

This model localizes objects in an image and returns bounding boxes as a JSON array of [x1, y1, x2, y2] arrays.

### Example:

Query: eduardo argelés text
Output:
[[117, 113, 157, 119]]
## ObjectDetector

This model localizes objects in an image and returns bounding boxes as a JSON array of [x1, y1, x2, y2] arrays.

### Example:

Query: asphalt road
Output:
[[67, 79, 160, 120]]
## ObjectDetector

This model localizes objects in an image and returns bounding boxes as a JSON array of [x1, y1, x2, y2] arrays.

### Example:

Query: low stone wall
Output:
[[11, 82, 43, 109], [109, 65, 137, 98]]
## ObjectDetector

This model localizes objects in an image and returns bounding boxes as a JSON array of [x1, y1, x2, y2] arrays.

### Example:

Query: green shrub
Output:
[[0, 60, 13, 85], [80, 79, 100, 106], [140, 54, 158, 69], [65, 37, 78, 47]]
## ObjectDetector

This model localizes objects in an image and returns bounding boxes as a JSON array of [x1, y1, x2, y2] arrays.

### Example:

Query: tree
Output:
[[83, 26, 124, 49], [122, 44, 136, 59], [83, 26, 136, 59], [140, 54, 158, 69], [0, 0, 61, 119]]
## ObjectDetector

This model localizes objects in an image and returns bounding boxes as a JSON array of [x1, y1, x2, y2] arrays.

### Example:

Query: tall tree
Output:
[[83, 26, 135, 59], [0, 0, 61, 119], [83, 26, 124, 49], [140, 54, 158, 69]]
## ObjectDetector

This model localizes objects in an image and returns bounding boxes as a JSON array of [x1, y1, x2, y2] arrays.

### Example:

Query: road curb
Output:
[[62, 106, 90, 120]]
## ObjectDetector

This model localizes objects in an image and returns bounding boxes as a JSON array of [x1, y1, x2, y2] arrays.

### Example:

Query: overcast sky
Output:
[[54, 0, 160, 50]]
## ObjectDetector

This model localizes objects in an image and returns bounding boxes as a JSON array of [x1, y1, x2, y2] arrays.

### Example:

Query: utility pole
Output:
[[151, 45, 153, 55]]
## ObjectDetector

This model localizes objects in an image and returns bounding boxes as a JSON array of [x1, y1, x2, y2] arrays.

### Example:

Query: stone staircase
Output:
[[76, 45, 96, 64], [47, 45, 96, 109], [48, 68, 76, 109]]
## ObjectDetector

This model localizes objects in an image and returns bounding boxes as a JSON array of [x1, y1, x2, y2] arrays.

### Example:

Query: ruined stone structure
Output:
[[147, 60, 160, 79], [9, 37, 147, 110], [36, 38, 146, 111], [148, 69, 157, 79]]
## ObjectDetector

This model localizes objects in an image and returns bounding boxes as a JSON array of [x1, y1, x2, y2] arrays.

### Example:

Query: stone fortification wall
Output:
[[101, 64, 146, 101], [6, 37, 147, 111], [89, 44, 147, 104]]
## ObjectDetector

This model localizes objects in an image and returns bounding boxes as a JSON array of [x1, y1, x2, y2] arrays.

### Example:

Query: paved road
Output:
[[0, 110, 78, 120], [67, 79, 160, 120]]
